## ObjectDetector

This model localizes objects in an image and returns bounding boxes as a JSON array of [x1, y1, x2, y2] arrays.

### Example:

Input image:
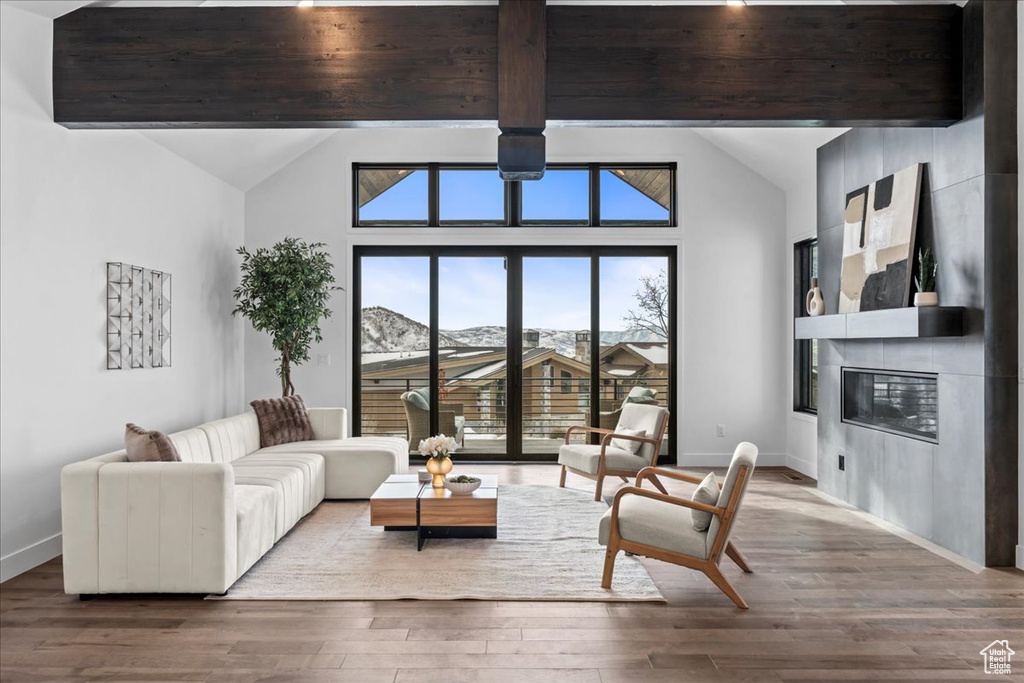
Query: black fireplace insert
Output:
[[841, 368, 938, 443]]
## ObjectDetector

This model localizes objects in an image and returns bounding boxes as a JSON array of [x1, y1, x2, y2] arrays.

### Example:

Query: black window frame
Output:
[[352, 162, 676, 228], [794, 237, 819, 415], [353, 164, 431, 228], [352, 244, 678, 463]]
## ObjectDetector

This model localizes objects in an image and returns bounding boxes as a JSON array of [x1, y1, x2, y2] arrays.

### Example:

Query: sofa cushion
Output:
[[230, 463, 306, 540], [167, 428, 213, 464], [558, 443, 646, 474], [124, 424, 180, 462], [599, 495, 709, 559], [234, 452, 325, 514], [234, 484, 277, 577], [255, 436, 409, 499], [200, 413, 260, 463], [251, 396, 315, 448]]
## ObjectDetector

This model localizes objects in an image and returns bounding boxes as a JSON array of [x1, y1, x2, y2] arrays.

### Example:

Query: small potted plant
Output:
[[419, 434, 459, 488], [913, 247, 938, 307]]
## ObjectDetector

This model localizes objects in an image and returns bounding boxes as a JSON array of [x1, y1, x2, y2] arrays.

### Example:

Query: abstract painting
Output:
[[107, 262, 171, 369], [838, 163, 923, 313]]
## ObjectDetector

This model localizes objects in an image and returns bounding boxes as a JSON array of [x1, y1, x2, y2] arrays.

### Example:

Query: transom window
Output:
[[354, 163, 675, 228]]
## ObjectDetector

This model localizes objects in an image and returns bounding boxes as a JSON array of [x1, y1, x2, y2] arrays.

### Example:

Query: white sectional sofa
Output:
[[60, 407, 407, 596]]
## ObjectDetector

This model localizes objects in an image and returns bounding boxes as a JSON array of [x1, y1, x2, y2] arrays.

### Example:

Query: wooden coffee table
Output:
[[369, 474, 498, 550]]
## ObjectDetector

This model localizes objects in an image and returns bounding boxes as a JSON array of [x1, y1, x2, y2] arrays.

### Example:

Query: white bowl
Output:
[[443, 478, 481, 495]]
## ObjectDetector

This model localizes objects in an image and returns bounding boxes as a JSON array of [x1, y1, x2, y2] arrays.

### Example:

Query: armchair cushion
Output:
[[690, 472, 719, 531], [616, 403, 668, 464], [558, 444, 646, 474], [610, 428, 645, 454], [406, 388, 430, 411], [706, 442, 758, 556], [599, 495, 709, 559], [625, 386, 658, 404]]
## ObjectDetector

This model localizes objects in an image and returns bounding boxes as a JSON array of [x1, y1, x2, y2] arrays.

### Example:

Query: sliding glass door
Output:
[[354, 247, 676, 462], [439, 256, 508, 458], [522, 257, 592, 453]]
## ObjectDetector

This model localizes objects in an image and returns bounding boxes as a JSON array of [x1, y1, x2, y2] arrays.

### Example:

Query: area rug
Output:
[[215, 484, 664, 601]]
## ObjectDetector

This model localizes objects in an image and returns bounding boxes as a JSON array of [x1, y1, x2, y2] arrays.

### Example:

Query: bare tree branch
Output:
[[623, 270, 669, 340]]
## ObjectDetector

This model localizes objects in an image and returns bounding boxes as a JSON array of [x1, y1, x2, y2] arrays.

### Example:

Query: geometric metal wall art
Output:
[[106, 262, 172, 370]]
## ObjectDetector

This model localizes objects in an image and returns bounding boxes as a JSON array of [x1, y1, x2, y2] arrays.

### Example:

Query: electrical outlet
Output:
[[317, 354, 331, 367], [716, 424, 725, 438], [838, 454, 845, 471]]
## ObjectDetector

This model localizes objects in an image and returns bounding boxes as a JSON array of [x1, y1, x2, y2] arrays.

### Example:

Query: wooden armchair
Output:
[[599, 442, 758, 608], [558, 403, 670, 501]]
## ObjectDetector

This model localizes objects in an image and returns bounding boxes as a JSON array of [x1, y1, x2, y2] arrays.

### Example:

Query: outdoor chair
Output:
[[400, 388, 465, 450], [599, 386, 660, 430]]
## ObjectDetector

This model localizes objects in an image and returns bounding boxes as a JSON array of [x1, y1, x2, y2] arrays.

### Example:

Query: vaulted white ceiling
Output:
[[0, 0, 938, 190]]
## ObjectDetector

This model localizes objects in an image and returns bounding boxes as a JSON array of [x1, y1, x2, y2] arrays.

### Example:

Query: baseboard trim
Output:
[[677, 452, 786, 468], [785, 454, 817, 479], [0, 533, 62, 583], [808, 488, 985, 574], [1017, 544, 1023, 571]]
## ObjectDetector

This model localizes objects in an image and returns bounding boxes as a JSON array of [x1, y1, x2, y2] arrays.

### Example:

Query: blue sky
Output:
[[361, 254, 667, 332], [359, 168, 669, 223], [359, 169, 669, 330]]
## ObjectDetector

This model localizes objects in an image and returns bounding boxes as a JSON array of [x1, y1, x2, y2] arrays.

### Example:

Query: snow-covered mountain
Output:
[[361, 307, 464, 352], [444, 327, 663, 356], [363, 306, 664, 355]]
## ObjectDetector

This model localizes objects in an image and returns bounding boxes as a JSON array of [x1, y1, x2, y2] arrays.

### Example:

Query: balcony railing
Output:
[[359, 375, 669, 455]]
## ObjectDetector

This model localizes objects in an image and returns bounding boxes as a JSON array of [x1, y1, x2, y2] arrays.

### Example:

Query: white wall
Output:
[[783, 178, 819, 479], [0, 4, 246, 581], [244, 127, 788, 466]]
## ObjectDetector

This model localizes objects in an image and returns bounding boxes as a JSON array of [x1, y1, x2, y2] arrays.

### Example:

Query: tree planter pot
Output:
[[914, 292, 938, 307]]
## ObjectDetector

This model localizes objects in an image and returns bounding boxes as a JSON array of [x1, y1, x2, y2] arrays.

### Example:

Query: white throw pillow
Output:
[[690, 472, 720, 532], [610, 427, 646, 454]]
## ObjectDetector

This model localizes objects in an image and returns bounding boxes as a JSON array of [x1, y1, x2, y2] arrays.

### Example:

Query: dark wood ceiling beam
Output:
[[52, 4, 963, 130], [497, 0, 546, 180]]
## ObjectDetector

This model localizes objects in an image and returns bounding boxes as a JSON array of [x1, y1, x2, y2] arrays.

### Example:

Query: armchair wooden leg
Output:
[[704, 563, 748, 609], [594, 475, 605, 502], [726, 542, 752, 573], [559, 465, 567, 488], [649, 475, 669, 496], [601, 543, 618, 589]]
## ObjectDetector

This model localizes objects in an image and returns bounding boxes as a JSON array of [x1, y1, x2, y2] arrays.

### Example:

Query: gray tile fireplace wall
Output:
[[815, 0, 1017, 566]]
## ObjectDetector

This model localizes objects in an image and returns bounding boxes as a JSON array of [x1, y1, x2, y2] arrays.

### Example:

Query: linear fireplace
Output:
[[841, 368, 938, 443]]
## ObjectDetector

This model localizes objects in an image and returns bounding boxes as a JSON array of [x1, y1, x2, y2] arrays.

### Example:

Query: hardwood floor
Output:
[[2, 464, 1022, 682]]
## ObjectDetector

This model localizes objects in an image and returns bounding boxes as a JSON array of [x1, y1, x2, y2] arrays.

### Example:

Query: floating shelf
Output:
[[794, 306, 965, 340]]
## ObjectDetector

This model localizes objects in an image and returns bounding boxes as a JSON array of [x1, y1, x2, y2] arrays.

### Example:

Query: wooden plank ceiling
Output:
[[52, 4, 964, 129]]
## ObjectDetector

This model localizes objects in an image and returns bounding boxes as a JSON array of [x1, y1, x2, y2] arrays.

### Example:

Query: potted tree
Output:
[[913, 247, 938, 307], [233, 238, 340, 396]]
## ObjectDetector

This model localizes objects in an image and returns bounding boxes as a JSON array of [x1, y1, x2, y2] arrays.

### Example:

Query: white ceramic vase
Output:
[[914, 291, 938, 307], [805, 277, 825, 317]]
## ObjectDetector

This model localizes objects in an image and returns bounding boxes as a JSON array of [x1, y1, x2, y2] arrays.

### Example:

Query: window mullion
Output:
[[428, 163, 439, 227]]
